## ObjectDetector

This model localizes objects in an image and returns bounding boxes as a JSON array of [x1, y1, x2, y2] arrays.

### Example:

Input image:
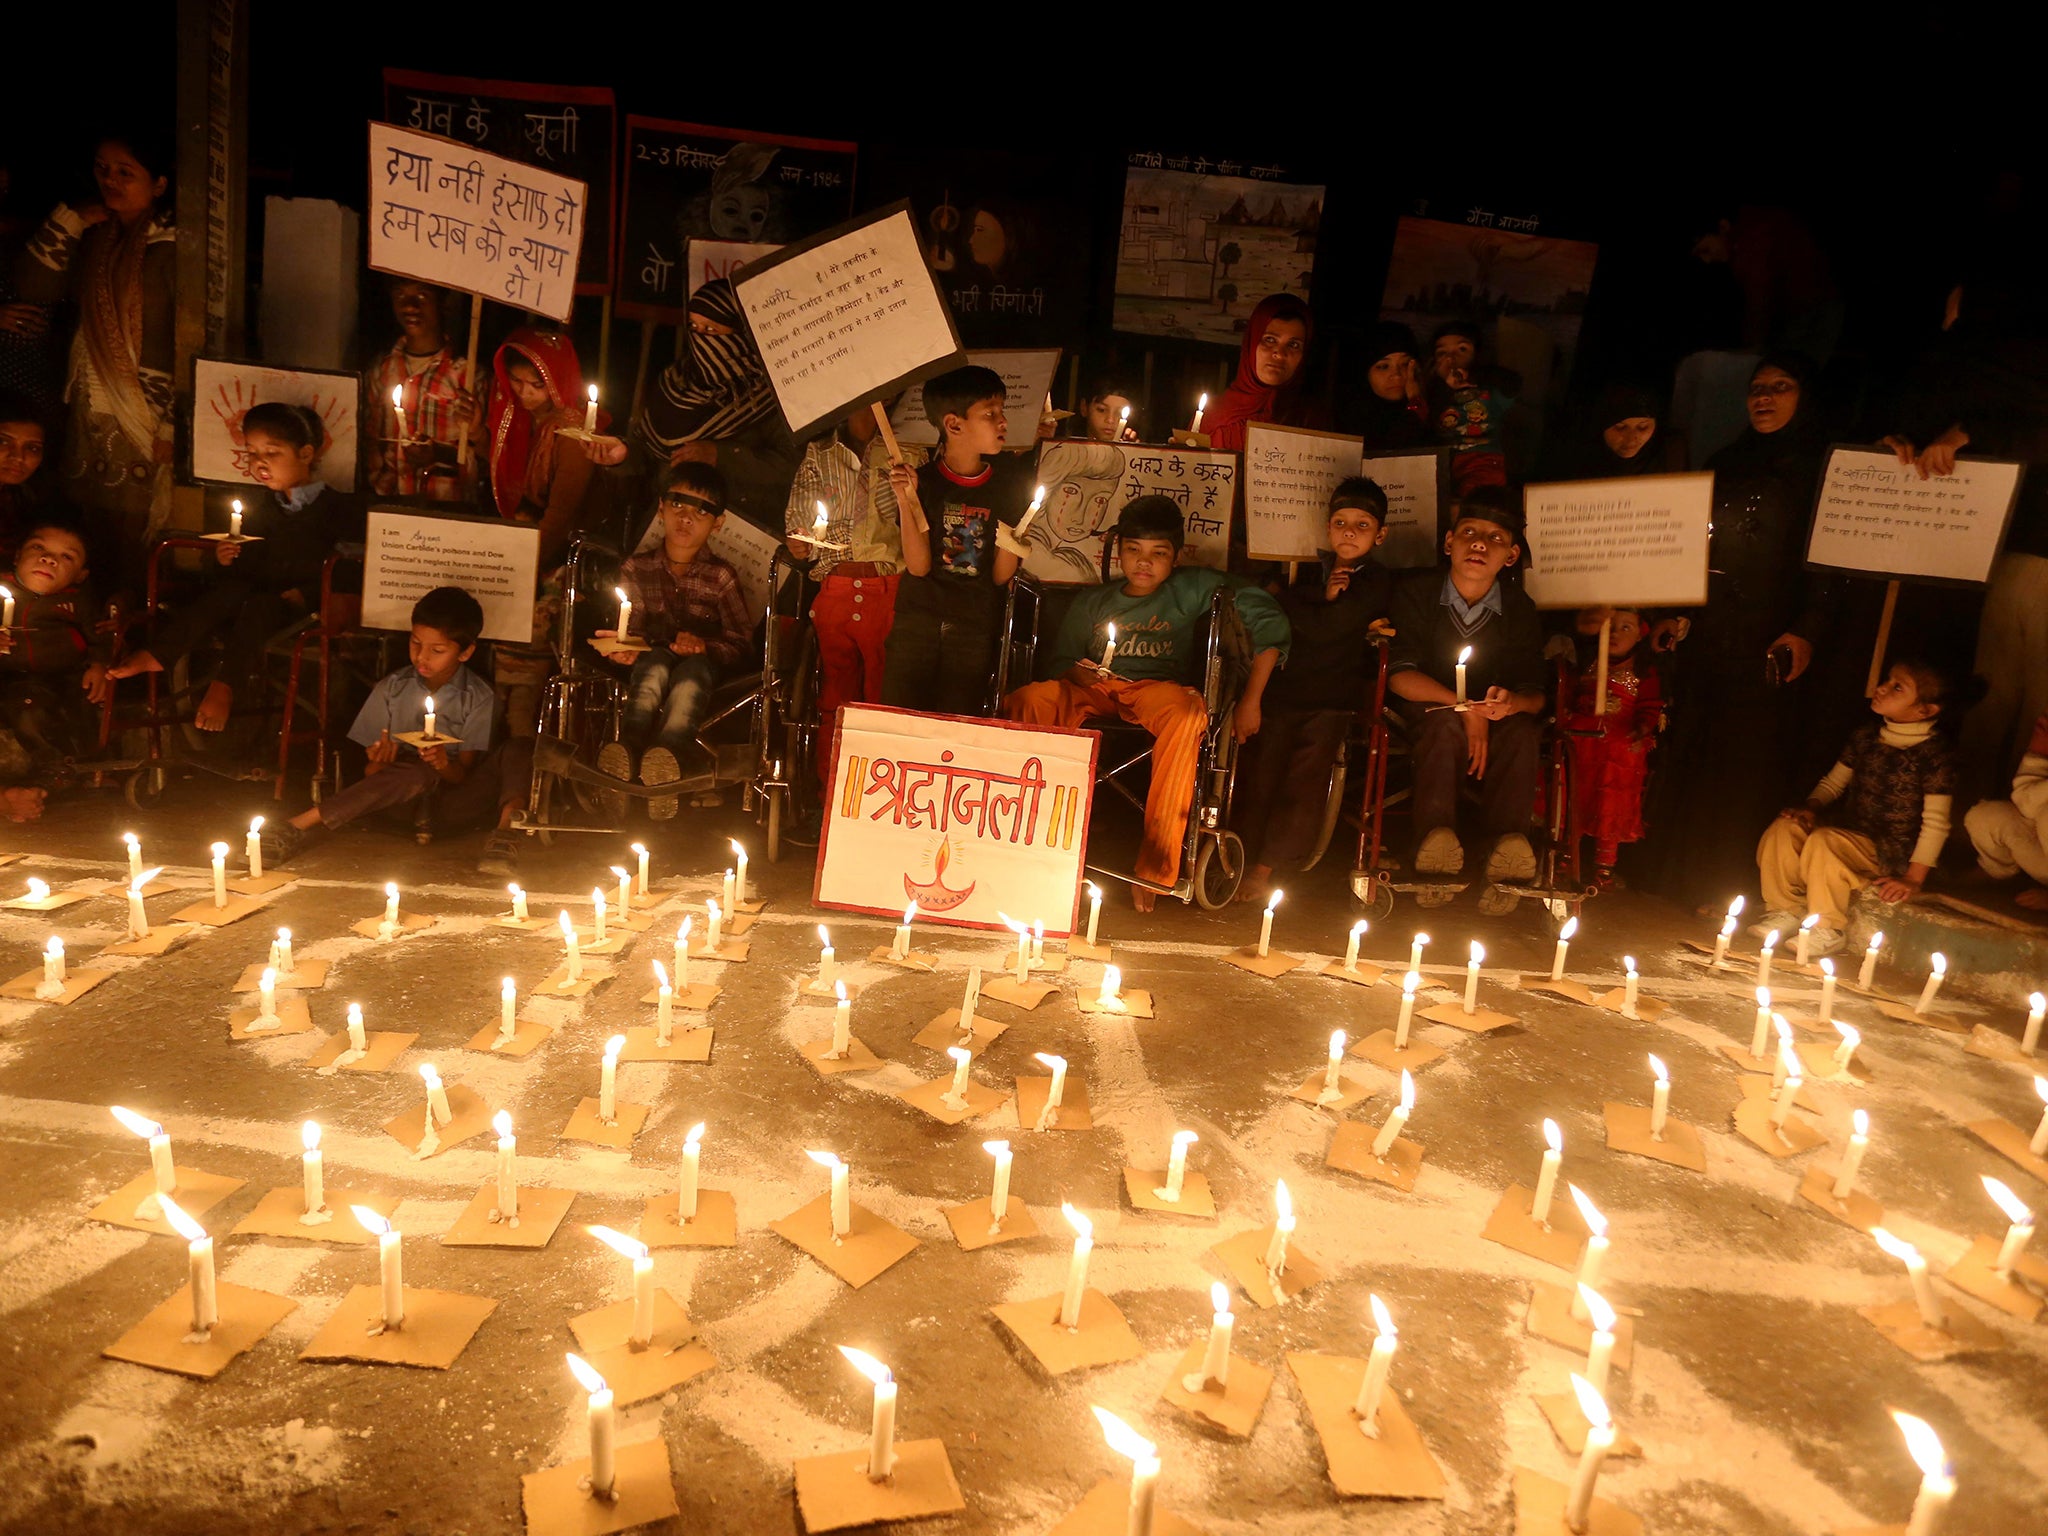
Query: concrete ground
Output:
[[0, 777, 2043, 1536]]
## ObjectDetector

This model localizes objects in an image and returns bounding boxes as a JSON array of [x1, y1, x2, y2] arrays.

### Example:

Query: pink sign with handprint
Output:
[[192, 358, 360, 491]]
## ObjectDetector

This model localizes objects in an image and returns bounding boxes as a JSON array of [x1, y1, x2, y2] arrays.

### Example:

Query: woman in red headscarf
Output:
[[486, 328, 604, 568], [1201, 293, 1325, 451]]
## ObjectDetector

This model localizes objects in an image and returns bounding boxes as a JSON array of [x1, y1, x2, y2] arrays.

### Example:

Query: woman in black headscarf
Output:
[[1350, 321, 1433, 451], [1547, 383, 1672, 481]]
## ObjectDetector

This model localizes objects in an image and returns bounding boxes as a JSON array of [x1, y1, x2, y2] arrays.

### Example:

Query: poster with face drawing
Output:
[[1027, 441, 1236, 584], [192, 358, 360, 491]]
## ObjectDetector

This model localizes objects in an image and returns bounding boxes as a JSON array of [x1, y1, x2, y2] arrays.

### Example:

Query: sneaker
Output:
[[1746, 910, 1800, 940], [477, 830, 519, 879], [1484, 833, 1537, 884], [260, 821, 311, 866], [1805, 926, 1845, 958], [641, 746, 682, 820], [1415, 826, 1464, 876], [595, 741, 633, 823]]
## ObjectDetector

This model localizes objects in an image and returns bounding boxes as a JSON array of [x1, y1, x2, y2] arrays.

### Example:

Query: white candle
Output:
[[828, 980, 850, 1057], [210, 842, 228, 907], [1408, 931, 1428, 970], [1034, 1052, 1068, 1131], [561, 911, 581, 982], [1770, 1070, 1803, 1135], [1832, 1023, 1861, 1075], [344, 1002, 367, 1054], [893, 900, 916, 959], [1341, 919, 1368, 972], [943, 1045, 973, 1109], [592, 886, 607, 946], [584, 384, 599, 434], [1563, 1374, 1615, 1531], [422, 1063, 451, 1125], [2031, 1077, 2048, 1156], [1002, 913, 1031, 980], [229, 499, 244, 539], [494, 1110, 517, 1220], [960, 965, 982, 1030], [1757, 929, 1778, 988], [1891, 1411, 1955, 1536], [161, 1198, 217, 1336], [123, 832, 141, 881], [611, 865, 631, 916], [1263, 1179, 1294, 1276], [985, 1138, 1012, 1224], [1189, 1280, 1233, 1391], [1192, 392, 1208, 432], [1648, 1055, 1670, 1140], [1372, 1070, 1415, 1158], [1568, 1186, 1608, 1312], [352, 1206, 404, 1328], [590, 1227, 654, 1346], [1320, 1029, 1346, 1099], [1395, 970, 1420, 1048], [1833, 1110, 1870, 1200], [1032, 920, 1045, 966], [1620, 955, 1639, 1018], [721, 867, 735, 911], [816, 925, 836, 990], [1059, 1203, 1093, 1326], [1162, 1130, 1197, 1202], [390, 385, 408, 445], [1353, 1294, 1397, 1434], [509, 883, 529, 922], [1712, 916, 1734, 967], [1795, 912, 1819, 966], [109, 1106, 177, 1214], [1086, 882, 1102, 946], [632, 842, 649, 897], [1551, 916, 1578, 980], [37, 936, 63, 997], [1118, 404, 1131, 439], [1580, 1285, 1617, 1398], [1984, 1176, 2034, 1276], [566, 1353, 615, 1499], [383, 881, 400, 927], [2025, 993, 2046, 1056], [809, 1151, 851, 1238], [729, 839, 749, 905], [301, 1120, 325, 1215], [1860, 930, 1883, 990], [598, 1034, 624, 1121], [1092, 1408, 1158, 1536], [1916, 953, 1947, 1016], [1100, 622, 1118, 672], [1817, 958, 1837, 1025], [1874, 1228, 1944, 1329], [1463, 941, 1483, 1014], [23, 877, 45, 904], [1750, 988, 1774, 1059], [705, 898, 723, 952], [1455, 645, 1471, 704], [674, 917, 691, 989], [256, 965, 278, 1023], [1098, 964, 1123, 1005], [1257, 889, 1281, 958], [653, 962, 674, 1046], [839, 1346, 898, 1481], [272, 926, 294, 977], [245, 816, 264, 879], [1531, 1119, 1563, 1226], [498, 977, 517, 1042]]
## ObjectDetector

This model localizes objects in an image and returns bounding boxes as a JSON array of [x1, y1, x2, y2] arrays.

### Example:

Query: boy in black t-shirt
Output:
[[880, 365, 1031, 717]]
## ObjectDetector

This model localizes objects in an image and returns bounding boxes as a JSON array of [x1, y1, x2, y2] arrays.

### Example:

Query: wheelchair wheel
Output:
[[1355, 878, 1396, 923], [124, 765, 166, 809], [1192, 831, 1244, 910]]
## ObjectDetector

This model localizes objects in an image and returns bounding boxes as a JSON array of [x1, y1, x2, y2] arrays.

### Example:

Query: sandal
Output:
[[477, 830, 519, 878]]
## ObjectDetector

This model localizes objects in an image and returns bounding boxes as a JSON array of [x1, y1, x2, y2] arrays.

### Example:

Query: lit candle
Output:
[[1100, 622, 1118, 672], [985, 1138, 1011, 1225], [509, 883, 529, 922], [591, 886, 608, 946], [1192, 391, 1208, 432], [812, 500, 833, 544], [1092, 1407, 1159, 1536], [1817, 958, 1837, 1025], [391, 385, 408, 445], [422, 1063, 452, 1126], [652, 962, 673, 1046], [721, 867, 735, 911], [300, 1120, 327, 1219], [674, 917, 691, 989], [245, 816, 264, 879], [1408, 931, 1428, 970], [942, 1045, 974, 1110], [1769, 1068, 1803, 1136], [584, 383, 599, 434], [1352, 1293, 1397, 1435], [1984, 1176, 2034, 1277], [1831, 1023, 1861, 1075], [1860, 930, 1884, 990], [23, 877, 45, 903], [210, 842, 228, 907], [0, 587, 14, 629], [2032, 1077, 2048, 1156], [383, 881, 400, 928], [111, 1106, 177, 1216], [1320, 1029, 1346, 1099], [1750, 988, 1774, 1059], [1916, 953, 1947, 1016], [1531, 1119, 1563, 1226], [1620, 955, 1639, 1018], [1001, 912, 1031, 980], [123, 831, 141, 881], [1118, 404, 1131, 439], [565, 1353, 615, 1500], [1833, 1109, 1871, 1200], [1568, 1186, 1608, 1313], [560, 911, 581, 983], [815, 925, 836, 990], [254, 965, 278, 1023], [1712, 915, 1735, 967], [1580, 1285, 1617, 1398], [839, 1346, 898, 1481], [1873, 1227, 1944, 1329], [959, 965, 982, 1031], [1332, 919, 1364, 974], [1757, 928, 1779, 988], [1031, 919, 1046, 966], [1258, 888, 1281, 958], [1647, 1055, 1670, 1140], [1162, 1129, 1197, 1202], [352, 1205, 405, 1329], [1372, 1070, 1415, 1158], [892, 900, 916, 959], [598, 1034, 625, 1122], [1463, 940, 1484, 1013], [610, 586, 637, 649], [36, 936, 63, 997], [828, 979, 851, 1057], [2025, 993, 2046, 1056], [705, 898, 723, 952], [678, 1122, 703, 1220], [343, 1002, 367, 1055], [1085, 882, 1103, 947], [271, 926, 294, 977], [1551, 916, 1578, 980], [1795, 912, 1819, 966], [1189, 1280, 1233, 1391], [161, 1197, 217, 1337], [809, 1150, 851, 1238], [1059, 1203, 1093, 1326], [1562, 1374, 1616, 1531], [1033, 1052, 1068, 1131], [1098, 964, 1123, 1005], [1455, 645, 1471, 705], [605, 865, 630, 918], [729, 839, 749, 905], [494, 1110, 517, 1220], [590, 1226, 655, 1346], [1890, 1410, 1955, 1536], [498, 977, 517, 1042], [1263, 1179, 1294, 1277], [1394, 970, 1421, 1049]]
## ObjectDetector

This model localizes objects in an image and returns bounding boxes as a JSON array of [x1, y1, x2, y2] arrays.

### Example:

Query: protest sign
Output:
[[816, 705, 1097, 932], [362, 509, 540, 643], [193, 359, 360, 492], [688, 240, 778, 300], [1521, 473, 1713, 609], [1806, 446, 2023, 586], [1243, 422, 1364, 561], [705, 515, 783, 630], [1361, 448, 1446, 570], [890, 349, 1063, 447], [1029, 441, 1236, 583], [732, 202, 966, 440], [366, 122, 586, 323], [381, 70, 615, 295]]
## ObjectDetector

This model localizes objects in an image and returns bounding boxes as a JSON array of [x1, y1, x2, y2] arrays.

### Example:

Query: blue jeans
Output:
[[624, 648, 720, 754]]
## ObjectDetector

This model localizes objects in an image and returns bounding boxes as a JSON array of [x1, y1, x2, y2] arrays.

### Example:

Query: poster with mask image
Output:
[[616, 117, 857, 322], [1028, 441, 1236, 585]]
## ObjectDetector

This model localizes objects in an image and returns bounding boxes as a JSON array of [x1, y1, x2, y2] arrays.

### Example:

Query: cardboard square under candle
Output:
[[1732, 1095, 1826, 1158], [1076, 988, 1155, 1019], [569, 931, 631, 957], [638, 981, 722, 1011], [1016, 1075, 1093, 1131], [1602, 1102, 1709, 1173], [521, 1438, 678, 1536], [1289, 1071, 1373, 1113], [1123, 1168, 1217, 1220], [1512, 1464, 1643, 1536], [1965, 1117, 2048, 1184], [0, 967, 114, 1005], [560, 1097, 651, 1151], [228, 994, 315, 1041], [1350, 1031, 1449, 1072], [1735, 1069, 1823, 1111], [570, 1291, 717, 1406], [1795, 1041, 1872, 1084], [912, 1009, 1007, 1056], [90, 1168, 244, 1236], [309, 1029, 416, 1074], [732, 895, 768, 917], [1519, 976, 1601, 1005], [382, 1084, 494, 1158], [640, 1188, 738, 1249], [1420, 1000, 1521, 1033], [1796, 1165, 1885, 1233], [866, 945, 939, 972], [793, 1440, 966, 1533], [392, 729, 466, 755], [536, 961, 614, 998], [1049, 1477, 1207, 1536], [944, 1195, 1040, 1251], [683, 936, 750, 963], [799, 1036, 884, 1076], [2, 887, 89, 912], [981, 974, 1057, 1010], [1593, 988, 1671, 1022], [584, 633, 651, 659], [769, 1196, 918, 1288], [466, 1019, 555, 1057], [1213, 1224, 1325, 1309], [300, 1282, 497, 1368], [1222, 946, 1303, 979], [617, 1025, 713, 1063], [1481, 1183, 1592, 1271], [1534, 1391, 1643, 1458], [493, 912, 554, 932], [605, 908, 656, 934], [349, 912, 436, 940], [1067, 937, 1113, 962], [103, 1281, 297, 1380], [1943, 1235, 2048, 1322], [226, 871, 294, 897], [1320, 959, 1386, 987], [1872, 1000, 1969, 1034], [799, 977, 865, 1002], [441, 1184, 576, 1249], [232, 959, 330, 992], [990, 1289, 1144, 1374], [1527, 1282, 1637, 1367], [1715, 1042, 1777, 1074], [1160, 1341, 1274, 1437], [102, 923, 199, 957], [1965, 1025, 2041, 1070], [1288, 1351, 1448, 1500], [900, 1075, 1008, 1125], [1857, 1297, 2004, 1360], [232, 1187, 397, 1244], [1325, 1124, 1426, 1191]]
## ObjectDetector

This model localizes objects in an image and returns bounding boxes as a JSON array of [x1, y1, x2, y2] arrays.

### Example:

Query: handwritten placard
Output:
[[1361, 448, 1446, 570], [366, 122, 586, 323], [705, 515, 782, 630], [1522, 472, 1713, 609], [1243, 422, 1365, 561], [1805, 446, 2023, 586], [362, 508, 540, 643], [890, 349, 1063, 448], [732, 202, 965, 440], [1029, 440, 1236, 584]]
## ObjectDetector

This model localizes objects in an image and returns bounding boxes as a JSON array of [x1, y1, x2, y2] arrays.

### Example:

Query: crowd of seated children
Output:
[[0, 515, 108, 821]]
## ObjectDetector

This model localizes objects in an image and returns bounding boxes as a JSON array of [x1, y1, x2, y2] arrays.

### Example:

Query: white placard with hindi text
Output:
[[733, 203, 965, 440], [1361, 448, 1446, 569], [1806, 446, 2023, 586], [815, 706, 1097, 933], [1522, 472, 1714, 609], [1244, 421, 1365, 561], [890, 349, 1063, 447], [362, 509, 540, 643], [1028, 440, 1235, 584], [705, 514, 782, 630], [366, 121, 586, 322]]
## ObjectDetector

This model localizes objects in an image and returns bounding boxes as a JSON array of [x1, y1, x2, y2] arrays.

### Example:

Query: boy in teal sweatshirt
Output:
[[1006, 496, 1288, 908]]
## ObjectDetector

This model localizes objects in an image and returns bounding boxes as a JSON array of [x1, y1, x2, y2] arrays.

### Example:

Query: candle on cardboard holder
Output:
[[1353, 1293, 1397, 1435], [1186, 1279, 1234, 1392], [1409, 931, 1429, 971], [271, 926, 294, 977], [591, 886, 608, 946], [1161, 1130, 1197, 1202], [1750, 987, 1775, 1059], [1873, 1227, 1945, 1329], [566, 1352, 616, 1501], [610, 865, 632, 917], [1531, 1118, 1564, 1227], [300, 1119, 328, 1220], [1832, 1023, 1861, 1075], [984, 1138, 1012, 1230], [1833, 1109, 1871, 1200], [942, 1046, 974, 1111], [1098, 964, 1123, 1006], [1257, 888, 1281, 958], [631, 841, 650, 897], [652, 962, 674, 1045], [678, 1122, 704, 1221], [1712, 914, 1736, 967], [1568, 1186, 1609, 1315], [1059, 1203, 1093, 1327], [728, 838, 749, 906], [1647, 1055, 1670, 1140], [1579, 1285, 1617, 1398], [1033, 1052, 1068, 1131], [827, 979, 851, 1058], [35, 935, 64, 998], [1859, 929, 1884, 990], [1392, 969, 1421, 1049], [590, 1225, 656, 1347], [1795, 911, 1820, 967], [245, 815, 264, 879], [1890, 1410, 1955, 1536], [161, 1196, 218, 1340], [1318, 1029, 1346, 1102], [892, 900, 917, 960], [351, 1205, 405, 1330], [1563, 1374, 1617, 1530], [1815, 957, 1837, 1025], [509, 883, 530, 923], [111, 1105, 177, 1214], [999, 912, 1032, 980], [1984, 1176, 2035, 1278], [1031, 919, 1045, 967], [1263, 1179, 1295, 1279], [839, 1346, 899, 1481], [1343, 919, 1369, 973], [1372, 1070, 1415, 1159], [1757, 928, 1780, 988], [560, 910, 582, 982], [1551, 916, 1578, 980], [209, 842, 228, 907], [673, 916, 692, 989], [808, 1150, 851, 1239], [1916, 952, 1948, 1016], [1620, 955, 1639, 1018], [493, 1110, 518, 1222], [1091, 1407, 1159, 1536], [612, 586, 633, 646], [1463, 940, 1484, 1013], [815, 924, 836, 990], [597, 1034, 625, 1123]]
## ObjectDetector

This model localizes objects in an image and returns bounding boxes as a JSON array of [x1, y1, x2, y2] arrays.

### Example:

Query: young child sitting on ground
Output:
[[1007, 495, 1288, 910], [1752, 658, 1977, 954], [1965, 709, 2048, 912], [0, 516, 109, 821], [1563, 604, 1665, 889], [259, 586, 531, 876], [1234, 476, 1395, 902], [595, 463, 750, 819], [1386, 486, 1548, 913]]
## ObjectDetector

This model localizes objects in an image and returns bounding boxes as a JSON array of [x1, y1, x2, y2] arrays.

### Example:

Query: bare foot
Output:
[[1236, 864, 1274, 902], [193, 680, 235, 731], [1132, 887, 1156, 913], [1, 786, 45, 821], [107, 649, 164, 680], [2016, 886, 2048, 912]]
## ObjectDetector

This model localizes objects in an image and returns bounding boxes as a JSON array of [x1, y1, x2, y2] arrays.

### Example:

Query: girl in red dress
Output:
[[1565, 606, 1665, 887]]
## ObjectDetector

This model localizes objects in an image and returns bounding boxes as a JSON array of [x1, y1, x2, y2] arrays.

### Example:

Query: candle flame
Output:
[[122, 832, 138, 848], [1720, 916, 1737, 937], [1265, 888, 1283, 914], [1756, 986, 1771, 1009], [1820, 957, 1835, 977], [1086, 881, 1101, 901], [1728, 895, 1747, 919], [1350, 919, 1368, 938], [728, 839, 745, 859], [258, 964, 274, 988], [1560, 916, 1578, 941], [1835, 1022, 1861, 1050], [592, 887, 605, 909], [566, 1351, 607, 1395], [603, 1034, 625, 1061], [46, 937, 63, 960], [418, 1066, 443, 1094], [1774, 1014, 1794, 1045], [1369, 1292, 1395, 1337], [2036, 1076, 2048, 1106], [384, 880, 398, 900], [1470, 940, 1485, 964], [160, 1195, 205, 1243], [559, 910, 574, 936], [1402, 970, 1420, 995], [609, 866, 628, 883], [1869, 931, 1884, 951], [1329, 1029, 1346, 1057], [1800, 913, 1820, 932], [1763, 928, 1780, 949], [1030, 484, 1046, 509], [249, 815, 264, 834], [110, 1105, 162, 1139], [631, 842, 646, 857], [1101, 964, 1122, 993], [947, 1045, 970, 1067], [1984, 1175, 2032, 1225], [1649, 1054, 1668, 1084], [1274, 1179, 1293, 1224], [1211, 1280, 1230, 1315], [1623, 954, 1636, 975], [814, 500, 829, 528], [1890, 1410, 1950, 1479], [838, 1345, 891, 1385], [1172, 1129, 1198, 1148], [807, 1149, 843, 1171], [25, 878, 47, 900], [817, 923, 831, 945], [302, 1120, 321, 1152], [996, 909, 1028, 936], [1579, 1284, 1616, 1334], [1397, 1069, 1415, 1111], [493, 1110, 512, 1138], [983, 1138, 1008, 1157], [1198, 392, 1209, 409], [1542, 1118, 1561, 1153], [352, 1205, 390, 1237], [347, 1002, 363, 1026], [678, 916, 693, 940], [131, 865, 163, 894], [391, 385, 404, 410], [1930, 952, 1947, 976], [834, 979, 847, 1002], [1568, 1184, 1605, 1236], [903, 901, 917, 925], [1872, 1226, 1918, 1263], [1091, 1405, 1154, 1463], [588, 1224, 649, 1262], [1852, 1108, 1870, 1136], [1457, 645, 1472, 664], [508, 883, 523, 900], [1569, 1372, 1611, 1429], [1063, 1202, 1092, 1239], [1106, 622, 1117, 642], [651, 961, 670, 992], [1034, 1052, 1066, 1072]]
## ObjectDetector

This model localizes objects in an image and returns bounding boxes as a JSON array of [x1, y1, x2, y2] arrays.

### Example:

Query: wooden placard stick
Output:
[[456, 293, 483, 469], [872, 401, 925, 533], [1865, 579, 1901, 696], [1594, 613, 1612, 716]]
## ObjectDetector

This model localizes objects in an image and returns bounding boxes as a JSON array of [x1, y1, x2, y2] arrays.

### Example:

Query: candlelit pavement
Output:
[[0, 782, 2043, 1534]]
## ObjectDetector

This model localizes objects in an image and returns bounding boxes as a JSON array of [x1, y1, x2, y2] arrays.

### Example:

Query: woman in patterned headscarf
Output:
[[487, 326, 601, 568]]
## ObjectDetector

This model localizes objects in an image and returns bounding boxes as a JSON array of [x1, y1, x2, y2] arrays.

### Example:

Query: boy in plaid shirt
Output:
[[597, 463, 751, 817], [0, 516, 110, 817]]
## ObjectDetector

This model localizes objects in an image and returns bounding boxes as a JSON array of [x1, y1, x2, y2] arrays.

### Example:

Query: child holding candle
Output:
[[1066, 375, 1139, 443], [484, 328, 601, 571], [1753, 658, 1974, 955], [0, 517, 110, 819], [1006, 496, 1288, 909], [364, 278, 478, 501], [1561, 605, 1665, 890], [1964, 707, 2048, 913]]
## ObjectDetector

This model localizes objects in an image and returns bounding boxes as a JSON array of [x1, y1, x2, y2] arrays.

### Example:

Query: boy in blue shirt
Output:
[[259, 586, 532, 875]]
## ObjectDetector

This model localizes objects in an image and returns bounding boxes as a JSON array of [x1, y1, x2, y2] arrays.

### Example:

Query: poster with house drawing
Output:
[[1113, 154, 1324, 345], [1028, 440, 1236, 584]]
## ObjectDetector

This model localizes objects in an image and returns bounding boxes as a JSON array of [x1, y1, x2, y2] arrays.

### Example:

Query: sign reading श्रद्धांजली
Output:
[[1805, 446, 2025, 587], [1243, 422, 1365, 561], [815, 706, 1098, 935], [732, 202, 967, 440], [362, 509, 541, 644], [1522, 472, 1714, 609], [367, 122, 586, 324]]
